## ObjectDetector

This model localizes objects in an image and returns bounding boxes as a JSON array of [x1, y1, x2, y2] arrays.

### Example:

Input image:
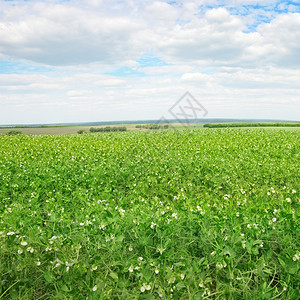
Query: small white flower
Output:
[[145, 284, 151, 290], [293, 254, 300, 261], [140, 286, 145, 293], [21, 241, 28, 246], [272, 218, 277, 222], [168, 278, 176, 284], [79, 223, 84, 226], [286, 198, 291, 203], [210, 251, 216, 256], [292, 190, 296, 194], [27, 247, 34, 253], [150, 222, 156, 229], [138, 257, 143, 261], [157, 247, 165, 255], [242, 241, 246, 249], [92, 285, 97, 291], [172, 213, 177, 219], [128, 247, 133, 252], [7, 231, 15, 236], [216, 262, 223, 269], [128, 266, 133, 273], [180, 274, 185, 280], [91, 265, 98, 271], [37, 260, 41, 266], [155, 269, 159, 274], [18, 249, 23, 254], [66, 266, 70, 272]]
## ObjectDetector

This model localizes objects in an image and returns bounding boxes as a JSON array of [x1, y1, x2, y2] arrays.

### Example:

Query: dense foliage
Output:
[[0, 128, 299, 299], [136, 124, 169, 130], [90, 126, 127, 133], [6, 130, 23, 136]]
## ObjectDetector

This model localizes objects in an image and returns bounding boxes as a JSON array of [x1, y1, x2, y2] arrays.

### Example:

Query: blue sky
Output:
[[0, 0, 299, 124]]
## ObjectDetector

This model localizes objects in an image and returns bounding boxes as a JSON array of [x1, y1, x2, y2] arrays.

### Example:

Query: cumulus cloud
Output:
[[0, 2, 146, 65], [0, 1, 299, 69], [0, 0, 299, 124]]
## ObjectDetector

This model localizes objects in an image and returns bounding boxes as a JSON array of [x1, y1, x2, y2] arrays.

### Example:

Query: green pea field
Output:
[[0, 128, 299, 299]]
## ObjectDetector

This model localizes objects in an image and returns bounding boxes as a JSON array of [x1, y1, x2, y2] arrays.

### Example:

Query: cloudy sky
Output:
[[0, 0, 299, 125]]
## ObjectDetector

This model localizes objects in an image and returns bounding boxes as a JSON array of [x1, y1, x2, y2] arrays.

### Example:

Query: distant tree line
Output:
[[90, 126, 127, 133], [203, 123, 300, 128], [136, 124, 169, 130], [6, 130, 23, 136]]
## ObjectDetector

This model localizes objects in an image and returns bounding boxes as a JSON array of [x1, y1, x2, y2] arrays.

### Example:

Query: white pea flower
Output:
[[27, 247, 34, 253], [92, 285, 97, 291]]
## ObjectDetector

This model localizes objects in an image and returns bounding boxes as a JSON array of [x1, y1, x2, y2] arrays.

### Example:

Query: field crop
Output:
[[0, 128, 299, 299]]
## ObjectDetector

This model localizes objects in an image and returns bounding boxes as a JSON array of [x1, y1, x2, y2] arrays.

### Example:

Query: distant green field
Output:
[[0, 128, 299, 299], [1, 122, 300, 135], [0, 123, 189, 135], [204, 122, 300, 128]]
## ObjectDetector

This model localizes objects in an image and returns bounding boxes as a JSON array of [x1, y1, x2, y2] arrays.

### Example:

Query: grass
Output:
[[0, 128, 299, 299]]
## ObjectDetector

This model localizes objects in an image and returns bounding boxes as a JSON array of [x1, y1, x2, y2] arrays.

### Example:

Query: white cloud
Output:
[[0, 0, 299, 124], [0, 2, 146, 65]]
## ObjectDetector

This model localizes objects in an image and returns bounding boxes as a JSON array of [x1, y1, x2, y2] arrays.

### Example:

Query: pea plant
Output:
[[0, 128, 299, 299]]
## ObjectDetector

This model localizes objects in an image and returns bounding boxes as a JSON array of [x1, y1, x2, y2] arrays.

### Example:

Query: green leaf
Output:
[[109, 272, 118, 281], [278, 255, 286, 269], [176, 282, 185, 290], [286, 261, 299, 275], [115, 235, 124, 242], [61, 285, 69, 292], [44, 271, 55, 283]]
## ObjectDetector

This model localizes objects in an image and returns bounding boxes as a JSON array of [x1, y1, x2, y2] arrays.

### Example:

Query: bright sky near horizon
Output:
[[0, 0, 299, 125]]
